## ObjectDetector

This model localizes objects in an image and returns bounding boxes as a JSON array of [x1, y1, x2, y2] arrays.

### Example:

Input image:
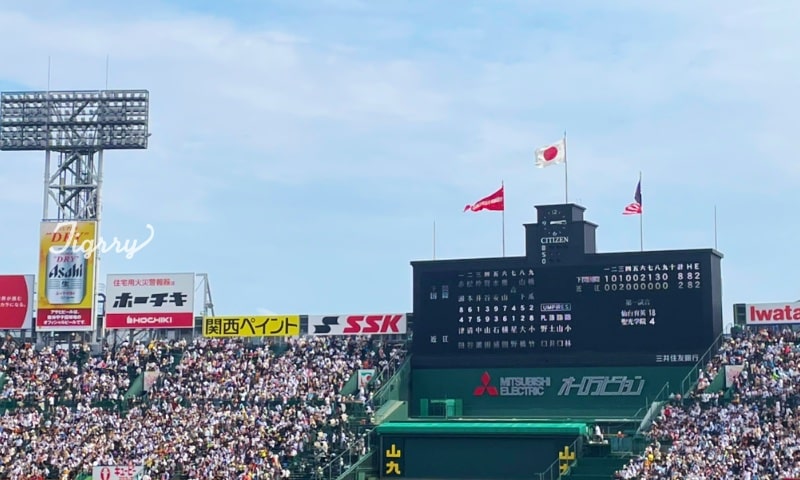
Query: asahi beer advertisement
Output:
[[36, 221, 97, 331]]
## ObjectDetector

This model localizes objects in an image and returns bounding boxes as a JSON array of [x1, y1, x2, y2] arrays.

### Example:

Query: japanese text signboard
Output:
[[380, 437, 404, 478], [202, 315, 301, 337], [412, 249, 721, 368], [0, 275, 34, 329], [37, 221, 97, 331], [105, 273, 195, 329]]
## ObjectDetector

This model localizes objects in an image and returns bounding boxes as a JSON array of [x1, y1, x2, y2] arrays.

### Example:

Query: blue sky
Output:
[[1, 1, 798, 325]]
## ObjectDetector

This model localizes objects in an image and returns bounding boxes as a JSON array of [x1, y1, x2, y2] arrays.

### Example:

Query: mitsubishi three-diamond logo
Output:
[[473, 371, 499, 396]]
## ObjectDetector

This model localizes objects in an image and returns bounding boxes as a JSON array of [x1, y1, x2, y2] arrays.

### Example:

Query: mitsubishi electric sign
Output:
[[473, 371, 646, 398], [474, 372, 550, 397]]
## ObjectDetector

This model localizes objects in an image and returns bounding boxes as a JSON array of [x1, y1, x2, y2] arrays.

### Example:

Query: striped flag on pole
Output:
[[623, 180, 642, 215]]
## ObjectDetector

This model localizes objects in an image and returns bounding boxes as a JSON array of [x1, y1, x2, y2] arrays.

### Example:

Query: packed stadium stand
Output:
[[5, 325, 800, 479], [614, 327, 800, 479], [0, 335, 406, 480]]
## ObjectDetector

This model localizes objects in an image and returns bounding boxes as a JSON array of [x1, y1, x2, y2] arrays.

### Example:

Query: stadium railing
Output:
[[679, 332, 727, 395], [311, 428, 378, 480], [634, 381, 671, 436]]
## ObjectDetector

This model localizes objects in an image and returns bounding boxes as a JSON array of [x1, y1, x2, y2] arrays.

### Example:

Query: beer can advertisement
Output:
[[0, 275, 35, 329], [37, 221, 97, 331], [104, 273, 195, 329]]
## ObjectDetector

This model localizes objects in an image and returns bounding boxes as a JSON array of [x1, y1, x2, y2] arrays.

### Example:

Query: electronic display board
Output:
[[411, 250, 723, 368]]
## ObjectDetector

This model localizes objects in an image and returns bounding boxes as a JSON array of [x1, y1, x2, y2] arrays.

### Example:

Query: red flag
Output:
[[464, 186, 504, 212], [622, 179, 642, 215]]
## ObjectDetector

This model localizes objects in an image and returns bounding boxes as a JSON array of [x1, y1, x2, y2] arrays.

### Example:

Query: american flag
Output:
[[623, 180, 642, 215]]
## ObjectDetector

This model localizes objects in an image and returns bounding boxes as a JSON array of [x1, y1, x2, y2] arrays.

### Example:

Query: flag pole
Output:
[[433, 220, 437, 260], [563, 131, 569, 203], [639, 171, 643, 252], [501, 181, 506, 257], [713, 205, 718, 250]]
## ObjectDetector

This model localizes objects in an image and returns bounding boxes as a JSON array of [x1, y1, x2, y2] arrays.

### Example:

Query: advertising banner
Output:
[[202, 315, 301, 337], [308, 314, 407, 336], [380, 437, 405, 478], [0, 275, 34, 329], [92, 465, 144, 480], [411, 366, 691, 419], [745, 302, 800, 325], [724, 364, 744, 388], [105, 273, 195, 329], [358, 368, 376, 388], [37, 221, 97, 331]]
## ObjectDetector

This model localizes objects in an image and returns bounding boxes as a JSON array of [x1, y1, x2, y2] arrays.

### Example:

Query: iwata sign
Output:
[[105, 273, 195, 329], [745, 302, 800, 325], [308, 314, 407, 335], [93, 465, 144, 480]]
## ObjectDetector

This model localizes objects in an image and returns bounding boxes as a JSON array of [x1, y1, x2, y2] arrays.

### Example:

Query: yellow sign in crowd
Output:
[[202, 315, 301, 337]]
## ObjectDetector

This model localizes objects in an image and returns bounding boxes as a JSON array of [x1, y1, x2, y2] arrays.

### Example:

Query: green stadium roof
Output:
[[376, 422, 588, 436]]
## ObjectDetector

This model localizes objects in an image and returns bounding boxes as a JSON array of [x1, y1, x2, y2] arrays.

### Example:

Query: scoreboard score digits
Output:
[[412, 251, 721, 368]]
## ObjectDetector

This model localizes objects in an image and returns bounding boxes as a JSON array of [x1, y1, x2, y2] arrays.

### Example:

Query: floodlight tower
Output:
[[0, 90, 150, 341]]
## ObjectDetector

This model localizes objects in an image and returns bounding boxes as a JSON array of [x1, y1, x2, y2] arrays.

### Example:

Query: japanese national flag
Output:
[[535, 139, 566, 168]]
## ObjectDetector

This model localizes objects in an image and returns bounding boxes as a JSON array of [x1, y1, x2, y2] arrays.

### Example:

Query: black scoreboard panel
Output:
[[411, 250, 722, 368]]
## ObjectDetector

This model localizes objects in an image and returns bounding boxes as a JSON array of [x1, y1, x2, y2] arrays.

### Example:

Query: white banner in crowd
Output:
[[724, 365, 744, 388], [143, 371, 161, 392], [358, 368, 376, 388]]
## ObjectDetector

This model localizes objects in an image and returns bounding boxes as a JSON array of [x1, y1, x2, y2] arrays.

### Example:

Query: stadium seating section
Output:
[[0, 336, 405, 480], [3, 327, 799, 479]]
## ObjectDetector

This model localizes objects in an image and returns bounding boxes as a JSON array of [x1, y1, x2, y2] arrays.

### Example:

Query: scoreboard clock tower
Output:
[[411, 202, 724, 369], [526, 204, 597, 266]]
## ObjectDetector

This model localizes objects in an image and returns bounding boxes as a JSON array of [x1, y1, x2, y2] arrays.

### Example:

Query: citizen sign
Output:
[[541, 236, 569, 244]]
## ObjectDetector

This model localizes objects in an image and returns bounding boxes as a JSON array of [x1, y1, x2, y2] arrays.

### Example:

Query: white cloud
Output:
[[2, 1, 800, 315]]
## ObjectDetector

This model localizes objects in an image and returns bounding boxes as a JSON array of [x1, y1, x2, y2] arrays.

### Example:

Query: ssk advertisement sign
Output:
[[745, 302, 800, 325], [105, 273, 195, 329], [308, 314, 407, 335]]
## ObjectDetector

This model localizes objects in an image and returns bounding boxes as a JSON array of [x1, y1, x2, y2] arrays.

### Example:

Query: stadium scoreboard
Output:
[[411, 204, 723, 368]]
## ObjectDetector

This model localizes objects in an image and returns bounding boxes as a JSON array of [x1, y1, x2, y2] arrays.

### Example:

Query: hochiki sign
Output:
[[104, 273, 195, 329]]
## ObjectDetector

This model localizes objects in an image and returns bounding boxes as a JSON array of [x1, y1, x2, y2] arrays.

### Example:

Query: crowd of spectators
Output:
[[616, 328, 800, 479], [0, 335, 405, 480]]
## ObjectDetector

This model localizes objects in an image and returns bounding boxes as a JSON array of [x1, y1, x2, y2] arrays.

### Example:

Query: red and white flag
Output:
[[535, 139, 566, 168], [622, 179, 642, 215], [464, 185, 504, 212]]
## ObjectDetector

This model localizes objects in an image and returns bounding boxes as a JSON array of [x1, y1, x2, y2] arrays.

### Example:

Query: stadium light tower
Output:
[[0, 90, 149, 220], [0, 89, 150, 341]]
